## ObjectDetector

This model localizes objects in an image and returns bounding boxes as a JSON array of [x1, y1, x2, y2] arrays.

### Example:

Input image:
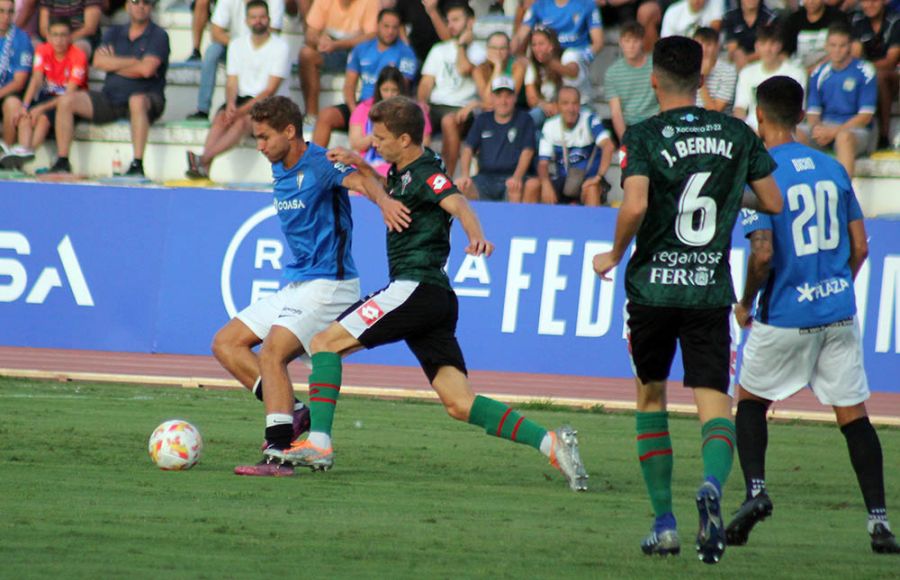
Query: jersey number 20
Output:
[[675, 172, 715, 246], [788, 180, 840, 256]]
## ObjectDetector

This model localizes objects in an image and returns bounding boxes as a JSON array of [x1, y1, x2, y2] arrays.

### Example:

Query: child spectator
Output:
[[457, 76, 536, 202], [312, 7, 416, 147], [48, 0, 169, 176], [348, 66, 431, 176], [1, 16, 84, 168], [525, 86, 614, 206], [604, 21, 658, 144], [660, 0, 724, 39], [38, 0, 101, 57], [851, 0, 899, 149], [694, 26, 736, 112], [186, 0, 290, 179], [299, 0, 379, 124], [721, 0, 778, 70], [803, 23, 877, 176], [524, 26, 592, 130]]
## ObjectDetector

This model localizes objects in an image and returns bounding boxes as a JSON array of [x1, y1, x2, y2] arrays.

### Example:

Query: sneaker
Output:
[[0, 145, 34, 169], [47, 157, 72, 174], [264, 438, 334, 471], [696, 481, 726, 564], [260, 405, 311, 451], [877, 136, 891, 151], [186, 151, 209, 179], [641, 529, 681, 556], [186, 110, 209, 122], [234, 457, 295, 477], [184, 48, 202, 63], [549, 426, 589, 492], [124, 160, 144, 177], [725, 492, 773, 546], [871, 523, 900, 554]]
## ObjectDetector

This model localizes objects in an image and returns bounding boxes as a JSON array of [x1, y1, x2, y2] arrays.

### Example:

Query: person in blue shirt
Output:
[[216, 96, 410, 477], [312, 8, 417, 148], [0, 0, 34, 148], [803, 22, 877, 177], [727, 75, 900, 555], [456, 76, 536, 202], [512, 0, 603, 61]]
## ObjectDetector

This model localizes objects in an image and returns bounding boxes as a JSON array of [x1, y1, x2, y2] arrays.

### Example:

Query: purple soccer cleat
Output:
[[260, 405, 311, 451]]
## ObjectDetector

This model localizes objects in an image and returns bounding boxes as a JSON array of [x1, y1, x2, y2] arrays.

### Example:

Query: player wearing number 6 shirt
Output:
[[725, 76, 900, 555], [264, 96, 590, 493], [592, 36, 782, 563]]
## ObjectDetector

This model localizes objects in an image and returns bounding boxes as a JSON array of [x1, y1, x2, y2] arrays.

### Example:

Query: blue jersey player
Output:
[[727, 76, 899, 554], [209, 96, 410, 477]]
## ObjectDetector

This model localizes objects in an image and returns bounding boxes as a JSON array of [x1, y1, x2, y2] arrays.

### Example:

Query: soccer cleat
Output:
[[871, 523, 900, 554], [696, 481, 726, 564], [260, 405, 311, 451], [641, 529, 681, 556], [549, 426, 589, 492], [264, 438, 334, 471], [234, 457, 295, 477], [725, 492, 773, 546]]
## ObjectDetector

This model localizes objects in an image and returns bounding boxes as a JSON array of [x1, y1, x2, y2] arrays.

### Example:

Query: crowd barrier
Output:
[[1, 182, 898, 392]]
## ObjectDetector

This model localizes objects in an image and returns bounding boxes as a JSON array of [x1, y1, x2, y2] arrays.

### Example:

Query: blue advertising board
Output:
[[1, 182, 898, 391]]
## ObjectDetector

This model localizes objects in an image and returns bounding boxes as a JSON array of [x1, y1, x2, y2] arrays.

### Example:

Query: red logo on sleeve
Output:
[[619, 145, 628, 169], [357, 299, 384, 327], [426, 173, 452, 194]]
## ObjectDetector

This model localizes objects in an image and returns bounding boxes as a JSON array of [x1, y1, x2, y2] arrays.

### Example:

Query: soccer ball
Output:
[[148, 419, 203, 470]]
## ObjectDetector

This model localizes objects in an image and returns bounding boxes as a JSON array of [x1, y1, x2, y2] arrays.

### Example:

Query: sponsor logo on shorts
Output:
[[799, 317, 854, 334], [278, 307, 304, 318], [357, 299, 384, 326], [427, 173, 452, 194]]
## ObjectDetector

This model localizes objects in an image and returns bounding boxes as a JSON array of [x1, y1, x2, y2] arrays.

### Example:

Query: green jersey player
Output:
[[593, 36, 783, 564]]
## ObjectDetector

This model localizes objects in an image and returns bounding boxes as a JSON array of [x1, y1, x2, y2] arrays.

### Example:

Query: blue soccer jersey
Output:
[[741, 141, 863, 328], [347, 38, 418, 102], [538, 111, 609, 177], [0, 26, 34, 87], [524, 0, 602, 51], [271, 143, 359, 282], [807, 58, 877, 124]]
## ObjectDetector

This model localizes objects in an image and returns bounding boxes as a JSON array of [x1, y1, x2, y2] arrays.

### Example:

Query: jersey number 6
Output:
[[675, 171, 716, 247]]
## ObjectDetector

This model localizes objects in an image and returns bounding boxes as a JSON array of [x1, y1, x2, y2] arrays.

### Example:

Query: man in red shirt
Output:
[[1, 16, 86, 168]]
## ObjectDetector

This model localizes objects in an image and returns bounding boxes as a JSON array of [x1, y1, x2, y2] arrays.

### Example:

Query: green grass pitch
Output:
[[1, 377, 898, 578]]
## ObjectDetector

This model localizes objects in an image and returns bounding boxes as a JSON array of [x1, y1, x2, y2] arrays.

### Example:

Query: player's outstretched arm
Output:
[[848, 219, 869, 280], [592, 175, 648, 280], [736, 229, 773, 327], [747, 175, 783, 214], [328, 147, 412, 233], [438, 193, 494, 257]]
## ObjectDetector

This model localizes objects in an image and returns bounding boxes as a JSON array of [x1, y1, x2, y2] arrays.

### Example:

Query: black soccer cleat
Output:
[[725, 492, 773, 546], [696, 481, 726, 564], [871, 523, 900, 554]]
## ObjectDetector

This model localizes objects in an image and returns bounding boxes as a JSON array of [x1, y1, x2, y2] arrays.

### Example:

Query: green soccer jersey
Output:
[[620, 106, 776, 308], [384, 148, 459, 290]]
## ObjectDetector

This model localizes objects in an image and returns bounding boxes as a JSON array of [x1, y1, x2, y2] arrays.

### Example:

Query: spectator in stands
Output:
[[694, 26, 736, 112], [802, 23, 876, 176], [15, 0, 39, 39], [596, 0, 662, 53], [851, 0, 900, 149], [417, 1, 480, 176], [784, 0, 850, 71], [1, 16, 85, 168], [38, 0, 101, 57], [312, 8, 416, 147], [660, 0, 724, 39], [722, 0, 778, 70], [186, 0, 285, 121], [524, 26, 593, 130], [48, 0, 169, 176], [186, 0, 290, 179], [604, 21, 657, 144], [473, 31, 525, 110], [391, 0, 452, 67], [513, 0, 603, 60], [185, 0, 210, 62], [457, 76, 536, 202], [299, 0, 379, 125], [525, 86, 614, 206], [348, 65, 431, 176], [0, 0, 33, 148], [734, 23, 807, 131]]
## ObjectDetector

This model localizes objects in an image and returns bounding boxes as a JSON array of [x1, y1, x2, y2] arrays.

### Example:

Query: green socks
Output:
[[468, 395, 547, 451], [636, 411, 674, 518], [701, 417, 736, 489], [308, 352, 342, 435]]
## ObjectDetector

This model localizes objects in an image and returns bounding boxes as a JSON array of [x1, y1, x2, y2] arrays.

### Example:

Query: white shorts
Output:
[[236, 278, 360, 359], [738, 317, 869, 407]]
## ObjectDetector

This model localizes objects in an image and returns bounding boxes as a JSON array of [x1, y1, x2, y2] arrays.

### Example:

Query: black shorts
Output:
[[626, 302, 734, 392], [337, 280, 467, 382], [427, 104, 474, 137], [89, 90, 165, 125], [216, 94, 255, 115]]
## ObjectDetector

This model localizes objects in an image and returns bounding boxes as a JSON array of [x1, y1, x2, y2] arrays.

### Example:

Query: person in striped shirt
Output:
[[603, 21, 658, 144], [694, 26, 736, 112]]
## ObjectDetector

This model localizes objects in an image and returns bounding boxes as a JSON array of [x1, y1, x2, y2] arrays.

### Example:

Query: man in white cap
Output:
[[456, 76, 536, 202]]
